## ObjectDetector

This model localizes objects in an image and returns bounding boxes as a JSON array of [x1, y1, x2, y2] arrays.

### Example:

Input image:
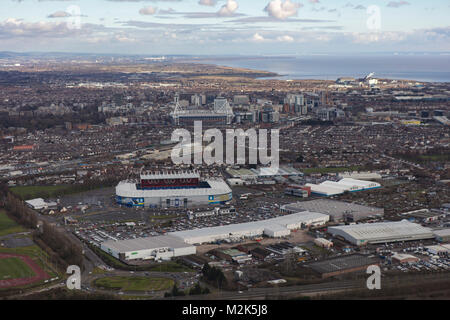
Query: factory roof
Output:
[[305, 178, 381, 196], [102, 235, 192, 253], [433, 229, 450, 237], [170, 211, 329, 242], [328, 220, 433, 241], [282, 199, 383, 218]]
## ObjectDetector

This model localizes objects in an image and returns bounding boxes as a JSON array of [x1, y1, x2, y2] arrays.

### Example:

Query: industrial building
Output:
[[187, 206, 236, 220], [314, 238, 333, 249], [401, 209, 445, 223], [328, 220, 435, 246], [116, 171, 232, 208], [281, 199, 384, 222], [391, 253, 419, 264], [433, 229, 450, 242], [338, 172, 382, 180], [306, 254, 378, 278], [170, 211, 330, 245], [25, 198, 58, 211], [100, 235, 196, 261], [426, 244, 450, 256], [226, 166, 303, 182], [305, 178, 381, 197]]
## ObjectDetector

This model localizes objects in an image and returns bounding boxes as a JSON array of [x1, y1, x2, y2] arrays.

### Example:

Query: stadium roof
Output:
[[102, 235, 192, 253], [141, 171, 200, 180], [116, 179, 231, 198]]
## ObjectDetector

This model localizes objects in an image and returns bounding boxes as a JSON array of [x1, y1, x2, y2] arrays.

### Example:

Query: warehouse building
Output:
[[170, 211, 330, 245], [281, 199, 384, 222], [100, 235, 196, 261], [314, 238, 333, 249], [392, 253, 419, 264], [426, 244, 449, 256], [306, 254, 378, 278], [433, 229, 450, 242], [305, 178, 381, 197], [328, 220, 434, 246], [401, 209, 445, 223], [25, 198, 58, 211]]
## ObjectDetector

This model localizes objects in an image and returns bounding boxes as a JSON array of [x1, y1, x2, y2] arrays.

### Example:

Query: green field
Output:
[[396, 153, 450, 163], [9, 185, 71, 200], [0, 257, 35, 280], [94, 276, 174, 292], [0, 210, 25, 237], [0, 245, 58, 279]]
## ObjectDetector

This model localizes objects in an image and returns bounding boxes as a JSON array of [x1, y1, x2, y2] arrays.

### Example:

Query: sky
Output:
[[1, 0, 449, 55]]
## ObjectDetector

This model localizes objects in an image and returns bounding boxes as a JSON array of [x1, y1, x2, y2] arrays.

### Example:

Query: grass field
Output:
[[94, 276, 174, 292], [0, 210, 25, 237], [9, 185, 70, 200], [0, 257, 36, 280], [0, 245, 58, 279]]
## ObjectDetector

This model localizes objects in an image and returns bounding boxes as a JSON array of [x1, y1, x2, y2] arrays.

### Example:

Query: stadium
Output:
[[115, 171, 232, 208]]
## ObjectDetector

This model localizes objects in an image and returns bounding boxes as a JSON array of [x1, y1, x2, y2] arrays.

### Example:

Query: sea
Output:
[[185, 54, 450, 83]]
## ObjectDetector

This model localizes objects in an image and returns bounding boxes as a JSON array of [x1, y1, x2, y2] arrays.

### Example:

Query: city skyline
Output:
[[1, 0, 449, 55]]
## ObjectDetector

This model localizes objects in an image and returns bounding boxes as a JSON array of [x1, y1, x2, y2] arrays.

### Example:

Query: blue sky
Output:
[[1, 0, 449, 55]]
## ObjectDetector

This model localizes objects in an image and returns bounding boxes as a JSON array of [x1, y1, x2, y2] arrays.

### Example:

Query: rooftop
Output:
[[282, 199, 384, 220], [328, 220, 434, 241], [307, 254, 378, 274], [101, 235, 193, 253]]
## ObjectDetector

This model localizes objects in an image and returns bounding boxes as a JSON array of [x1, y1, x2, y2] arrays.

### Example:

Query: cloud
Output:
[[218, 0, 239, 17], [387, 1, 410, 8], [252, 33, 265, 42], [276, 34, 294, 42], [264, 0, 302, 20], [47, 11, 71, 18], [228, 16, 333, 23], [139, 6, 157, 15], [0, 18, 83, 38], [198, 0, 217, 6]]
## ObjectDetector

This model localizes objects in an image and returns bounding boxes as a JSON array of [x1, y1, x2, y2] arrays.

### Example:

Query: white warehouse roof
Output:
[[328, 220, 434, 246], [306, 178, 381, 197], [170, 211, 329, 244], [102, 235, 193, 254]]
